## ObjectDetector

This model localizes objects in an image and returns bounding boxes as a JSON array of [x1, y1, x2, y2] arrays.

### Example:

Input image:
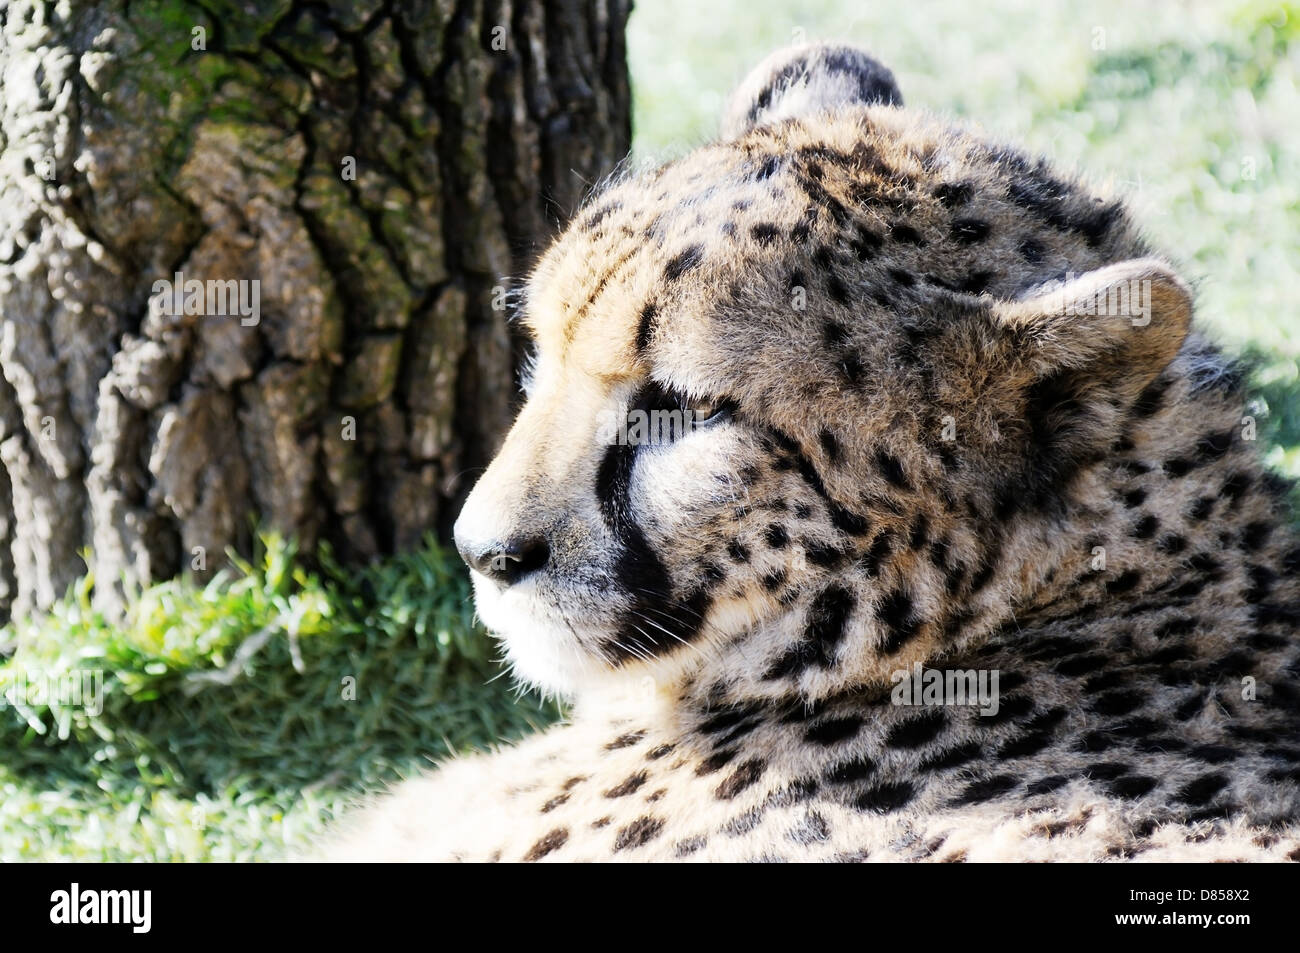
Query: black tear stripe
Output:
[[635, 302, 658, 353], [663, 243, 704, 281], [596, 442, 713, 663]]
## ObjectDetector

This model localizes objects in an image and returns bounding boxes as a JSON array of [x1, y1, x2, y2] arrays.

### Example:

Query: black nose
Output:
[[457, 535, 550, 586]]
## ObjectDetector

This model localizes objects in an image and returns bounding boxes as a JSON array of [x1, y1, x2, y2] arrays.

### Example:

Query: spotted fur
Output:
[[319, 45, 1300, 862]]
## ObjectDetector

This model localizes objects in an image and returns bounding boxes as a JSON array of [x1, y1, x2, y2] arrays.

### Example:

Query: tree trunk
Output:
[[0, 0, 632, 620]]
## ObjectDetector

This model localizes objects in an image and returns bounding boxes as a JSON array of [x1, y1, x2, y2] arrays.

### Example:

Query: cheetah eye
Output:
[[686, 395, 733, 427]]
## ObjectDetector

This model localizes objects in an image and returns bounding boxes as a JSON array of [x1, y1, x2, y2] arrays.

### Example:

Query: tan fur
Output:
[[316, 45, 1300, 863]]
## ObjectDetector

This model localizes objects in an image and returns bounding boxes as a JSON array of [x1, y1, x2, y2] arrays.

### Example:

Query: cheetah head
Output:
[[455, 45, 1192, 703]]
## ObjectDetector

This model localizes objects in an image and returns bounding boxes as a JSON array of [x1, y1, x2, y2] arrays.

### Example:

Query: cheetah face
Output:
[[454, 45, 1192, 701]]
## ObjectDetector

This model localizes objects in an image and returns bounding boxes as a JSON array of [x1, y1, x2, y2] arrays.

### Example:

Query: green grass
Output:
[[0, 535, 557, 861], [3, 0, 1299, 860]]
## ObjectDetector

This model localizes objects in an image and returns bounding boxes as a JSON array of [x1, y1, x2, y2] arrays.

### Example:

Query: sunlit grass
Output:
[[0, 535, 558, 860]]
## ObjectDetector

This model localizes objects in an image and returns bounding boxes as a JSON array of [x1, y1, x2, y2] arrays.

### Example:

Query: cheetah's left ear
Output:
[[994, 258, 1192, 405], [721, 44, 903, 141]]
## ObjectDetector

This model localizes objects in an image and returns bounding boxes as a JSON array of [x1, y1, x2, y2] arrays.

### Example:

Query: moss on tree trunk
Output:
[[0, 0, 632, 620]]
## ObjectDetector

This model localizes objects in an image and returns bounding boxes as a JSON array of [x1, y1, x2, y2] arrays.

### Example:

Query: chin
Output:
[[470, 573, 603, 697]]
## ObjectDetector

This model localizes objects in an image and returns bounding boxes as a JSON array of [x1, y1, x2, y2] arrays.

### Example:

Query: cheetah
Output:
[[319, 44, 1300, 862]]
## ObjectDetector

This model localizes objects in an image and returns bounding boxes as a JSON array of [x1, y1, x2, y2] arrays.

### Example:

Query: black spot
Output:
[[699, 707, 756, 735], [1156, 534, 1187, 555], [1132, 515, 1159, 539], [1190, 745, 1239, 764], [751, 223, 781, 245], [1221, 471, 1254, 504], [1154, 616, 1196, 639], [887, 267, 915, 287], [1131, 376, 1169, 418], [1090, 690, 1143, 716], [695, 750, 738, 776], [1176, 773, 1229, 806], [826, 275, 850, 304], [1241, 521, 1272, 552], [1122, 488, 1147, 508], [722, 807, 766, 837], [908, 513, 929, 549], [605, 730, 646, 750], [933, 182, 973, 207], [856, 533, 892, 579], [885, 710, 947, 748], [727, 539, 750, 563], [755, 155, 781, 180], [855, 781, 915, 813], [919, 741, 981, 771], [1110, 775, 1157, 799], [603, 772, 649, 798], [523, 828, 569, 861], [674, 836, 707, 857], [819, 428, 841, 463], [877, 589, 920, 653], [804, 717, 864, 746], [646, 744, 674, 761], [581, 201, 620, 231], [850, 228, 883, 261], [1018, 239, 1045, 263], [1106, 570, 1141, 595], [764, 583, 856, 678], [950, 218, 991, 243], [805, 539, 846, 568], [663, 244, 704, 281], [826, 756, 876, 784], [829, 504, 870, 536], [1169, 578, 1207, 599], [765, 524, 789, 549], [875, 449, 910, 490], [890, 223, 926, 246], [614, 816, 665, 851], [982, 694, 1035, 724], [787, 811, 832, 845], [1026, 775, 1069, 795], [949, 774, 1018, 806], [997, 708, 1067, 758], [1085, 761, 1129, 781], [715, 759, 767, 801]]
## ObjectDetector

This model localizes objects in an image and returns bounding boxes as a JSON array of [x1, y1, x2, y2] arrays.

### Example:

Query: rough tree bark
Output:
[[0, 0, 632, 620]]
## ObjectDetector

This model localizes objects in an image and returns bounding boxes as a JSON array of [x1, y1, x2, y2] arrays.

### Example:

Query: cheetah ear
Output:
[[720, 43, 903, 141], [994, 258, 1192, 404]]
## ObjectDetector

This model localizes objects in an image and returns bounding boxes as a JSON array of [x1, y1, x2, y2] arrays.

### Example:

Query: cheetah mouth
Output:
[[469, 553, 717, 691]]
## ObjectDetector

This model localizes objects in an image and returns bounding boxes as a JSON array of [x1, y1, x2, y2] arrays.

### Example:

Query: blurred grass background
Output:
[[2, 0, 1298, 860]]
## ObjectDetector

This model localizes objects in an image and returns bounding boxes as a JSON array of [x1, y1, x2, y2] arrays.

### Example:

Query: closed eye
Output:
[[622, 381, 737, 445], [687, 395, 734, 427]]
